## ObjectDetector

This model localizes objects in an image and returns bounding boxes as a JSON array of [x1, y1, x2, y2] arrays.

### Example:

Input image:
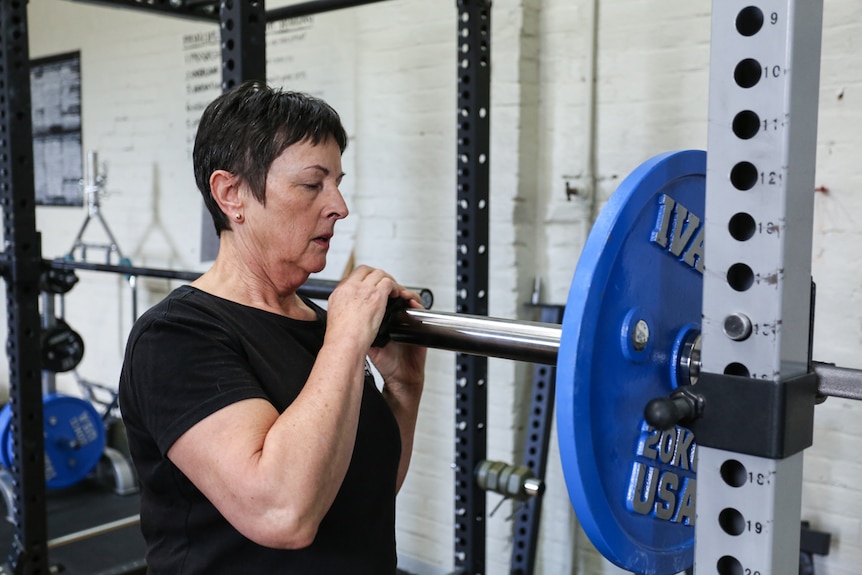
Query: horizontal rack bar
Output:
[[44, 259, 434, 309], [811, 362, 862, 401], [267, 0, 392, 22], [47, 514, 141, 550], [64, 0, 219, 22]]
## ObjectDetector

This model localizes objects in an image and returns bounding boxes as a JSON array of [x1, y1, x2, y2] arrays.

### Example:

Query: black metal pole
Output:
[[45, 259, 435, 309], [219, 0, 267, 92], [510, 305, 564, 575], [0, 1, 51, 572], [49, 259, 199, 281], [64, 0, 220, 22], [454, 1, 492, 573], [267, 0, 391, 21]]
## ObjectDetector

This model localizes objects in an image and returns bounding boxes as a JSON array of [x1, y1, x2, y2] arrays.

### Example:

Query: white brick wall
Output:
[[1, 0, 859, 574]]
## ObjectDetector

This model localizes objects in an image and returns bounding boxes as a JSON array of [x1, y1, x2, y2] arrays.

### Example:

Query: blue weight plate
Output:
[[556, 150, 705, 575], [2, 395, 106, 489], [0, 404, 12, 470], [42, 394, 106, 489]]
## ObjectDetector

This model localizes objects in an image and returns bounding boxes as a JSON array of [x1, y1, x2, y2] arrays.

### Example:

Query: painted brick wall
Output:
[[806, 2, 862, 573], [2, 1, 860, 574]]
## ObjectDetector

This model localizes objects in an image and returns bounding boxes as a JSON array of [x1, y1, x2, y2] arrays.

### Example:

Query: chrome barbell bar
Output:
[[387, 308, 561, 366], [386, 308, 862, 401]]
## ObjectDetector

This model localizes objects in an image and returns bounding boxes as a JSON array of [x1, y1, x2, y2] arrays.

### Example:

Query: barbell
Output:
[[372, 150, 861, 574]]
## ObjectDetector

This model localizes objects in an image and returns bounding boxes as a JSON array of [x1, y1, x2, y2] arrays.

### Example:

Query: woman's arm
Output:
[[368, 297, 428, 492], [167, 266, 411, 549]]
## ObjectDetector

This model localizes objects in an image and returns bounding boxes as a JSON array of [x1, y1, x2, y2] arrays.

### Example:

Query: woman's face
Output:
[[244, 137, 347, 284]]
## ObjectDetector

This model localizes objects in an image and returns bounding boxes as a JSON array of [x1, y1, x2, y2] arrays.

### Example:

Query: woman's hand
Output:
[[367, 293, 427, 390], [324, 265, 402, 352], [366, 289, 427, 492]]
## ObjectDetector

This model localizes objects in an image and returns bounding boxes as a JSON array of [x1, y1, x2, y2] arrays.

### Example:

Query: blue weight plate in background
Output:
[[556, 150, 705, 575], [1, 394, 106, 490], [42, 394, 106, 489], [0, 404, 12, 470]]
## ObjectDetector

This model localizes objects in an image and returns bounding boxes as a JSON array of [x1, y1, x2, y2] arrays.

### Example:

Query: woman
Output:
[[118, 80, 427, 574]]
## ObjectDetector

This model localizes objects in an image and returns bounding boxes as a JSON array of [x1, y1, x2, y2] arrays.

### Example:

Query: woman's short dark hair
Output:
[[193, 80, 348, 235]]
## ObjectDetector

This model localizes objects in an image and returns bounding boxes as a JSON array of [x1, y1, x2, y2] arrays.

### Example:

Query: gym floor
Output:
[[0, 478, 146, 575], [0, 475, 430, 574]]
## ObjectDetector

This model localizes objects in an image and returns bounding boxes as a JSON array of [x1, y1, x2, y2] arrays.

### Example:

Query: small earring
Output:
[[234, 213, 243, 221]]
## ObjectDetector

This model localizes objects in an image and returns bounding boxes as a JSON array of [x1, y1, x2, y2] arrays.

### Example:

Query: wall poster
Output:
[[31, 51, 83, 206]]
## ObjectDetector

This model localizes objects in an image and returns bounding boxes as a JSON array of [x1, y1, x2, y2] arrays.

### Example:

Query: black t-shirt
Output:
[[118, 285, 402, 574]]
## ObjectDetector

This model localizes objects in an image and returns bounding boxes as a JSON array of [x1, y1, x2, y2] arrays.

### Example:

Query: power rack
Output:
[[0, 1, 498, 573]]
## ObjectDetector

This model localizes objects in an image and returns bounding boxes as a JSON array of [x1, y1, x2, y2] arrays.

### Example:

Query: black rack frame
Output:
[[0, 4, 51, 573], [453, 2, 491, 573], [0, 1, 546, 574]]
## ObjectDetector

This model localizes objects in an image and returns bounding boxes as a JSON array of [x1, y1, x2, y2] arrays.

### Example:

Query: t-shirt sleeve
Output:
[[122, 309, 268, 456]]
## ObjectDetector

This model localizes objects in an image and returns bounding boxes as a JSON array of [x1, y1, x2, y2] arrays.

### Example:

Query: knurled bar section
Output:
[[510, 305, 563, 574], [454, 2, 491, 574], [219, 0, 267, 93], [0, 2, 50, 573]]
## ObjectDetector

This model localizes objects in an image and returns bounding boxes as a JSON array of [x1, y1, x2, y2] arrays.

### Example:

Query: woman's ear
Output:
[[209, 169, 243, 219]]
